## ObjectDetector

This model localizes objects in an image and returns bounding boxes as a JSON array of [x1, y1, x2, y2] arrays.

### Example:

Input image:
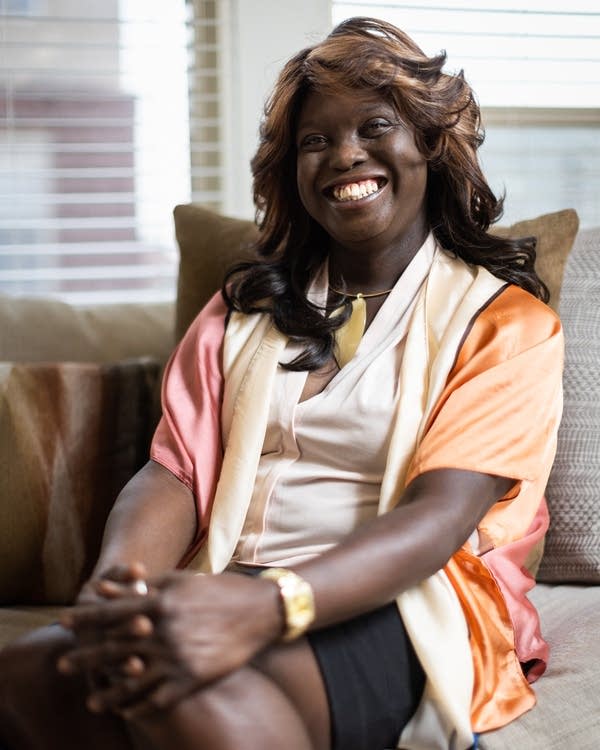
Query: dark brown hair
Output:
[[223, 17, 548, 370]]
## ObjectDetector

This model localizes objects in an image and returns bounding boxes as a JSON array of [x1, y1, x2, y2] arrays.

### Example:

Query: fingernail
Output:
[[87, 696, 103, 713], [57, 656, 74, 674], [132, 614, 153, 636]]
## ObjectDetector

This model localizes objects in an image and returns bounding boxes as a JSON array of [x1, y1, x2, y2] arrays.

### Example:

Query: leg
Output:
[[0, 624, 133, 750], [0, 626, 328, 750], [127, 638, 330, 750]]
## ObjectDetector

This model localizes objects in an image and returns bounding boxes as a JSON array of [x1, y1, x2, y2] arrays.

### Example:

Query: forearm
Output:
[[91, 459, 197, 580], [293, 468, 513, 629]]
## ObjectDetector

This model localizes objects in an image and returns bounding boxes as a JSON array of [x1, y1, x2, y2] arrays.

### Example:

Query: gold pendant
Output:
[[331, 294, 367, 368]]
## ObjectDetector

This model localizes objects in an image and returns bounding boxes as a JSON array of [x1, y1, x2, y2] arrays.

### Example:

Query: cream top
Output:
[[232, 234, 437, 566]]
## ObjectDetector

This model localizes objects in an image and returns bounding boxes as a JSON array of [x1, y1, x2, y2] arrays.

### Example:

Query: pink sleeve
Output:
[[150, 292, 227, 563]]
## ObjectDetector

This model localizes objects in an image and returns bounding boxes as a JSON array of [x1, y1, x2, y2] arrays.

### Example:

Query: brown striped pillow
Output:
[[0, 358, 161, 605]]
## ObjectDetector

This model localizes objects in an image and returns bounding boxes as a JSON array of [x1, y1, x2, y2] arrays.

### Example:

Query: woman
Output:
[[0, 17, 563, 750]]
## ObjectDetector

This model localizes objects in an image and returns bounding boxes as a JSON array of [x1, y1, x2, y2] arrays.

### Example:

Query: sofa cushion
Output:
[[0, 294, 174, 364], [478, 583, 600, 749], [538, 226, 600, 583], [0, 358, 161, 605], [173, 204, 258, 341], [0, 606, 64, 649]]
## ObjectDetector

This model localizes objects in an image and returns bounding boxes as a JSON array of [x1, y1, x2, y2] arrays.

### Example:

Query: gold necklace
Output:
[[329, 286, 394, 368], [328, 286, 395, 299]]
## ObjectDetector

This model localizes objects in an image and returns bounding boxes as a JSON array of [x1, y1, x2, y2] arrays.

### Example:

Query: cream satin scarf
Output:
[[188, 245, 506, 750]]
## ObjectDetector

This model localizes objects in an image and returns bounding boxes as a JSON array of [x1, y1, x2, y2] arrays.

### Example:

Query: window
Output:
[[332, 1, 600, 227], [0, 0, 197, 303]]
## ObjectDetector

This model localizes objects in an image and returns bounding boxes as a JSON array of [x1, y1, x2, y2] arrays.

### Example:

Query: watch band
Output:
[[259, 567, 316, 642]]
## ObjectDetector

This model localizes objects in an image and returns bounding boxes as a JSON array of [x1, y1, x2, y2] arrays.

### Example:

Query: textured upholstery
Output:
[[479, 584, 600, 749], [539, 226, 600, 582]]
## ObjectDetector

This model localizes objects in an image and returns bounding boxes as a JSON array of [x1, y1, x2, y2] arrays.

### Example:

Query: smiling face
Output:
[[295, 87, 429, 263]]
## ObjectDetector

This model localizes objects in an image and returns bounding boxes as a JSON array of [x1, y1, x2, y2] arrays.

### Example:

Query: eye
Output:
[[298, 134, 327, 151], [360, 118, 394, 138]]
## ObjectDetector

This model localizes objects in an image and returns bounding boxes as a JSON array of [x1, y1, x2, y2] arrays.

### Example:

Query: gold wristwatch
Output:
[[259, 567, 315, 642]]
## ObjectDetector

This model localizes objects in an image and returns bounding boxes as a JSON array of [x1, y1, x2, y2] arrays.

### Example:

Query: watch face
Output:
[[264, 569, 315, 640]]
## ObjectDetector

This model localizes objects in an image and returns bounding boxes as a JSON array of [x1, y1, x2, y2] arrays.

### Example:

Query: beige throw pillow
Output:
[[0, 295, 174, 364]]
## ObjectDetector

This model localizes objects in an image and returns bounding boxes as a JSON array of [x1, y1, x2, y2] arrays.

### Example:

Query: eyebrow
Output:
[[297, 102, 396, 132]]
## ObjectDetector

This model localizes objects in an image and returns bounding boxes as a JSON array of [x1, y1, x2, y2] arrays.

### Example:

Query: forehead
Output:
[[297, 88, 397, 127]]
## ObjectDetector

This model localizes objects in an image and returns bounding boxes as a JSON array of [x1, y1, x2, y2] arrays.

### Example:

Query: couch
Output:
[[1, 205, 598, 749]]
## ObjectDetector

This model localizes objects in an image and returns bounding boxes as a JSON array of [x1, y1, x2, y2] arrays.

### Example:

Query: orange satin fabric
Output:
[[408, 286, 563, 732]]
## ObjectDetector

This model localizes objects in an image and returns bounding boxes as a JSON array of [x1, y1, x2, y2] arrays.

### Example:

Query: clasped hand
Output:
[[57, 565, 283, 720]]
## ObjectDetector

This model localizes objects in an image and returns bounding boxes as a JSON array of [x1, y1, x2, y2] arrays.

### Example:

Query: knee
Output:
[[0, 625, 74, 714], [132, 666, 266, 734]]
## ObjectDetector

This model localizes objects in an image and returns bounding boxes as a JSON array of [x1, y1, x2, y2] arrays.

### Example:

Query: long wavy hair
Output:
[[223, 17, 548, 371]]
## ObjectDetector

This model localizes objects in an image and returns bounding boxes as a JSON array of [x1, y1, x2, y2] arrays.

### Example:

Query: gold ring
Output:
[[132, 579, 148, 596]]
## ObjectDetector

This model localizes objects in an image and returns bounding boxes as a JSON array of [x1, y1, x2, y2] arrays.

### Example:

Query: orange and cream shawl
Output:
[[151, 245, 563, 749]]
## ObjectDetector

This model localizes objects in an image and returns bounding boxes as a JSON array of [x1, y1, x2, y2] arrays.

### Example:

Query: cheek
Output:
[[390, 128, 427, 167], [395, 144, 428, 195], [296, 159, 316, 212], [413, 161, 428, 195]]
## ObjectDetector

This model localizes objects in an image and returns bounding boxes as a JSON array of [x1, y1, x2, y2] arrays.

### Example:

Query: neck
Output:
[[328, 225, 429, 293]]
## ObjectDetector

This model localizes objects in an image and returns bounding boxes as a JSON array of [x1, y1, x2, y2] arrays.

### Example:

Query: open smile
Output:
[[325, 177, 388, 204]]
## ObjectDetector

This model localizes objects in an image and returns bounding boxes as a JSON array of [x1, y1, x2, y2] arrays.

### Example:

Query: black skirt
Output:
[[232, 565, 425, 749], [307, 602, 425, 750]]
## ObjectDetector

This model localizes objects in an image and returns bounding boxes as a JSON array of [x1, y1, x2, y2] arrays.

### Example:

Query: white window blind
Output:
[[188, 0, 225, 212], [332, 1, 600, 228], [0, 0, 222, 304]]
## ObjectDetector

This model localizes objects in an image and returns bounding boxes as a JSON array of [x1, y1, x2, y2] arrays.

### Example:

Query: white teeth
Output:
[[332, 179, 380, 202]]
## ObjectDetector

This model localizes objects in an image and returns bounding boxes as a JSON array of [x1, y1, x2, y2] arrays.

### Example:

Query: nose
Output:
[[328, 134, 367, 171]]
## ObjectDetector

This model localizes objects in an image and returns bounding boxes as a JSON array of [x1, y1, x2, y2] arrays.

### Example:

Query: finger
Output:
[[86, 668, 166, 715], [57, 639, 154, 676], [105, 614, 154, 640], [95, 579, 135, 599], [100, 562, 149, 584], [96, 574, 150, 601], [61, 596, 158, 631], [121, 655, 146, 677], [76, 563, 149, 605]]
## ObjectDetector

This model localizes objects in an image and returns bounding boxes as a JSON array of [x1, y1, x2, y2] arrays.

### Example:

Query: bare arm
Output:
[[89, 459, 197, 581], [61, 465, 511, 715], [294, 467, 513, 629]]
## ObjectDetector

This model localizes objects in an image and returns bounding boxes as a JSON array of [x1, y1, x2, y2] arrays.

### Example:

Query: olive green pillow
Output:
[[173, 204, 258, 341], [492, 208, 579, 313]]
